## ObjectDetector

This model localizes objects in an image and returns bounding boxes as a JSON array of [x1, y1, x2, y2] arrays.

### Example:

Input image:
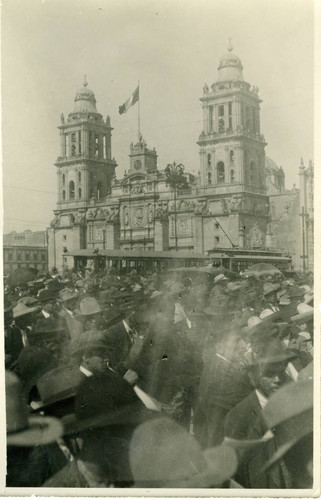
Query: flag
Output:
[[119, 86, 139, 115]]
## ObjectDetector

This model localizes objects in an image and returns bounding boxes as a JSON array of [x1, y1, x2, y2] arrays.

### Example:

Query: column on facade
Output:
[[200, 149, 207, 188], [193, 215, 204, 254], [203, 102, 210, 135], [60, 131, 66, 157], [154, 218, 169, 251]]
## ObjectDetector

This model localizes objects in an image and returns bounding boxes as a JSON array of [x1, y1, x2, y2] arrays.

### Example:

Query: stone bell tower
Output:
[[196, 41, 270, 252], [55, 76, 117, 207], [48, 77, 117, 271]]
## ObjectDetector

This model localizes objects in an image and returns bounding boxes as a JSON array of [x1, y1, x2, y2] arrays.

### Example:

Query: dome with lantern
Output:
[[217, 39, 244, 83], [73, 76, 99, 114]]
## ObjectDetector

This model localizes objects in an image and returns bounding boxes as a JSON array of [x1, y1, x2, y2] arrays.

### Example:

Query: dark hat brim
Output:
[[62, 402, 157, 436], [7, 416, 63, 447]]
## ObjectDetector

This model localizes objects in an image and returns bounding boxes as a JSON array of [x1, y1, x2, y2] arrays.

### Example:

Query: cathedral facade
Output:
[[48, 44, 297, 272]]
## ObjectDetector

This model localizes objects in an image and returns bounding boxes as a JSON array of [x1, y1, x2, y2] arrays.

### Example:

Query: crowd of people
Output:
[[4, 263, 314, 489]]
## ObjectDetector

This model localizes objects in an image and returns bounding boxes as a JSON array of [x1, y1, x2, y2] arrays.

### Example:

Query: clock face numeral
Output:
[[134, 160, 142, 170]]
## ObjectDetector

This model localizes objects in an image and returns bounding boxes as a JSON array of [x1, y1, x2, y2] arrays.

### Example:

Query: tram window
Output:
[[129, 261, 136, 268], [121, 260, 127, 268]]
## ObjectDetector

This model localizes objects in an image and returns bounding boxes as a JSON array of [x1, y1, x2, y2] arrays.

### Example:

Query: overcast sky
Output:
[[2, 0, 314, 232]]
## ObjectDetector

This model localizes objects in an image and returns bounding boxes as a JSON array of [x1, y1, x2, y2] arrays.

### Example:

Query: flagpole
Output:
[[138, 80, 140, 138]]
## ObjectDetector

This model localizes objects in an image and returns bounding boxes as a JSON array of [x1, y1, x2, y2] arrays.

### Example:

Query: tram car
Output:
[[66, 248, 292, 275]]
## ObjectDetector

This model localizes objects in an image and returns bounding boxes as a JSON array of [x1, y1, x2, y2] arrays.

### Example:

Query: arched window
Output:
[[230, 169, 235, 183], [218, 118, 225, 133], [217, 162, 225, 184], [207, 153, 211, 167], [96, 181, 102, 200], [62, 174, 65, 185], [78, 171, 81, 182], [69, 181, 75, 199], [208, 172, 212, 185], [62, 190, 65, 201], [78, 187, 82, 199], [230, 150, 234, 164]]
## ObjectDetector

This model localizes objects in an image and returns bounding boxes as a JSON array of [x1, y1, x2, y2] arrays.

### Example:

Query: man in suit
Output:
[[224, 338, 296, 488], [58, 288, 82, 341], [194, 325, 252, 448]]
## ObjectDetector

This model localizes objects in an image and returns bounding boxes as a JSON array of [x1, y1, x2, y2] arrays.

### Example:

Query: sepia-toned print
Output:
[[2, 0, 317, 496]]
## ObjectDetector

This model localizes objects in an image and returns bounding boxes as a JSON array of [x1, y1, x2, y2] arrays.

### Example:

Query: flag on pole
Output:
[[119, 86, 139, 115]]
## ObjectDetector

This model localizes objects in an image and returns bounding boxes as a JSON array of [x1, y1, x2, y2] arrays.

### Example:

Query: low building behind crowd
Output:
[[3, 230, 48, 275], [47, 43, 313, 273]]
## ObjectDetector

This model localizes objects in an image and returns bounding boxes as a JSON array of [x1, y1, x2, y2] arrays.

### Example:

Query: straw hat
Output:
[[129, 417, 237, 487], [58, 288, 79, 302], [291, 303, 313, 323], [263, 282, 281, 296], [6, 371, 62, 447], [74, 296, 101, 316], [12, 302, 41, 319]]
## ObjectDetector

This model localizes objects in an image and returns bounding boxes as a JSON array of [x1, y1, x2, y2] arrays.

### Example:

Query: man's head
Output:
[[256, 360, 288, 397], [81, 346, 110, 375]]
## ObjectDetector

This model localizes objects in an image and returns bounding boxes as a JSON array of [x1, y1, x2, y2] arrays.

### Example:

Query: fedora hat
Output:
[[70, 329, 112, 355], [31, 317, 66, 337], [36, 366, 84, 410], [214, 274, 228, 284], [263, 282, 281, 296], [62, 373, 154, 436], [287, 285, 305, 298], [241, 316, 262, 336], [129, 417, 237, 487], [18, 296, 40, 307], [37, 288, 58, 302], [256, 338, 297, 365], [6, 371, 63, 447], [262, 379, 313, 470], [74, 296, 101, 316], [58, 288, 78, 302], [291, 303, 313, 323], [12, 302, 41, 319], [16, 346, 57, 394]]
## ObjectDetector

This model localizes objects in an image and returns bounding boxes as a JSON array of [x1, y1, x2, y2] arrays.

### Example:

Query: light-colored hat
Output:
[[263, 282, 281, 296], [241, 316, 262, 336], [58, 288, 79, 302], [129, 417, 237, 487], [12, 302, 40, 319], [75, 296, 101, 316], [291, 303, 313, 323], [214, 274, 228, 284], [259, 308, 274, 320], [6, 371, 63, 447]]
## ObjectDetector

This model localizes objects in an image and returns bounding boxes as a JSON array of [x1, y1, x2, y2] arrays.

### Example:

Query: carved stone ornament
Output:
[[154, 201, 168, 220], [246, 222, 265, 249], [131, 184, 144, 194], [74, 210, 86, 224], [133, 207, 144, 227], [106, 206, 120, 223], [227, 196, 242, 213], [194, 199, 208, 215]]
